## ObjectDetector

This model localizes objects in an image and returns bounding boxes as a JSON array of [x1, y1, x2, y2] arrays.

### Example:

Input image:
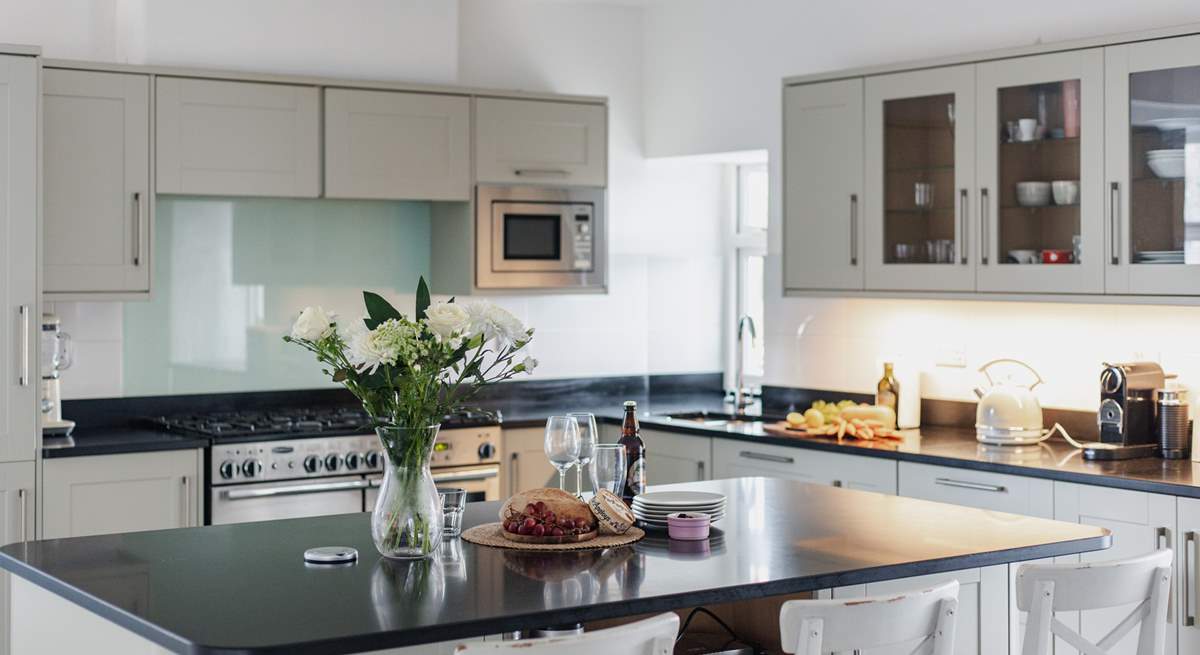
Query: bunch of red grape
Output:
[[503, 501, 594, 537]]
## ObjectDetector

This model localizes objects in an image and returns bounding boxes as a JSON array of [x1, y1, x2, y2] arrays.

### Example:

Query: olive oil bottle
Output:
[[876, 362, 899, 413]]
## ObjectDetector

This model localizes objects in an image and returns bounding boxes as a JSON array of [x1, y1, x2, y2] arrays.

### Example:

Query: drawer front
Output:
[[475, 98, 606, 187], [713, 439, 805, 478], [899, 462, 1052, 518]]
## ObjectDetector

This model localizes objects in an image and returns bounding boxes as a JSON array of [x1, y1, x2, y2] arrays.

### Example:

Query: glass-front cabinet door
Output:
[[864, 66, 975, 291], [1105, 35, 1200, 295], [976, 50, 1105, 293]]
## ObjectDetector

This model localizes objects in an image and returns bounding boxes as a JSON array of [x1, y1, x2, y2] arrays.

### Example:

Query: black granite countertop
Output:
[[0, 477, 1109, 654], [42, 427, 208, 459]]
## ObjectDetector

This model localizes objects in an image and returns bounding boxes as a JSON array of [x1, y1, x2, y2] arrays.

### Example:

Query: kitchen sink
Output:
[[658, 410, 768, 425]]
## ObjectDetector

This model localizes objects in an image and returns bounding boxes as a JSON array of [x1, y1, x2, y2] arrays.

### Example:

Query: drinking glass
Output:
[[567, 413, 598, 497], [543, 416, 580, 491], [437, 488, 467, 538], [589, 443, 626, 496]]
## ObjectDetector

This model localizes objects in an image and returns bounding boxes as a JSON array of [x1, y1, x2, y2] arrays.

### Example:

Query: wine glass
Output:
[[589, 443, 626, 496], [543, 416, 580, 491], [567, 412, 598, 497]]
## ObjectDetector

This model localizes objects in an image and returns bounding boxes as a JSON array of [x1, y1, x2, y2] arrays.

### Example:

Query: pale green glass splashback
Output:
[[123, 196, 432, 396]]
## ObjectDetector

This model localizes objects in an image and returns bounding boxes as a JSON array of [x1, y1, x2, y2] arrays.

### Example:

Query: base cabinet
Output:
[[712, 439, 897, 494], [643, 429, 710, 485], [1, 462, 34, 655], [1181, 497, 1200, 653], [501, 428, 557, 497], [41, 450, 202, 539]]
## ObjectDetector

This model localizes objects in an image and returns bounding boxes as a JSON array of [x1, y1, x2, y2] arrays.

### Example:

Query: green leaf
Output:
[[415, 277, 431, 320], [363, 291, 401, 330]]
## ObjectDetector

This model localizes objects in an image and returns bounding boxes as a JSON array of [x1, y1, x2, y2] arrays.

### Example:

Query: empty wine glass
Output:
[[589, 443, 626, 496], [543, 416, 580, 491], [568, 413, 598, 497]]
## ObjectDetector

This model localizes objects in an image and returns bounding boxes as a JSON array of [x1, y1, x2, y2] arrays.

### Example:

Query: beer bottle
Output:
[[619, 400, 646, 504]]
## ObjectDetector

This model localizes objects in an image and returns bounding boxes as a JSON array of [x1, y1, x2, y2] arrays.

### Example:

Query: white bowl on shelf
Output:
[[1015, 181, 1052, 207], [1051, 180, 1079, 205], [1146, 150, 1185, 179]]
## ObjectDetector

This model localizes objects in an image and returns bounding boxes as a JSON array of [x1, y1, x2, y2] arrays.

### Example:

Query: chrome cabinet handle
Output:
[[514, 169, 569, 178], [935, 477, 1006, 493], [739, 450, 794, 464], [17, 488, 28, 542], [1110, 182, 1120, 265], [832, 480, 843, 488], [1187, 531, 1197, 627], [1158, 526, 1170, 550], [979, 188, 990, 265], [510, 452, 519, 494], [697, 460, 706, 480], [223, 479, 368, 500], [959, 188, 969, 264], [132, 191, 142, 266], [18, 305, 30, 386], [181, 476, 190, 526], [432, 468, 498, 483], [849, 194, 858, 266]]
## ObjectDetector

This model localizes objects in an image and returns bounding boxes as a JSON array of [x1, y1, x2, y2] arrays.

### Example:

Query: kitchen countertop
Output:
[[41, 427, 209, 459], [0, 477, 1109, 654]]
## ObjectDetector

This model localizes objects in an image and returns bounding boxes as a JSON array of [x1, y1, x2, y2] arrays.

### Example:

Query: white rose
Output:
[[290, 306, 335, 341], [521, 356, 538, 374], [424, 301, 470, 341]]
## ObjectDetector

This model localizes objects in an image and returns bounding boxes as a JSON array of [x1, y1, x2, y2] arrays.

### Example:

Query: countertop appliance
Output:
[[475, 184, 606, 291], [974, 359, 1047, 446], [151, 407, 501, 525], [40, 313, 75, 446], [1089, 361, 1167, 460]]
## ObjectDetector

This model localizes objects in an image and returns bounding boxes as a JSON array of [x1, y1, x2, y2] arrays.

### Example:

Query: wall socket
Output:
[[935, 346, 967, 368]]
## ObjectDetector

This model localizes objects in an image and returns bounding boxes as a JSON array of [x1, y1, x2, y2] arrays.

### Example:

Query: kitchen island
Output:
[[0, 477, 1109, 654]]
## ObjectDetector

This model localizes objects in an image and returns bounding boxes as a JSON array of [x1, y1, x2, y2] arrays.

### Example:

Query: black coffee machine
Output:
[[1086, 362, 1166, 460]]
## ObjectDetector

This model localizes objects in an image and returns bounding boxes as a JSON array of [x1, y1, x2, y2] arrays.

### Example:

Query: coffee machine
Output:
[[41, 314, 75, 447], [1086, 361, 1166, 460]]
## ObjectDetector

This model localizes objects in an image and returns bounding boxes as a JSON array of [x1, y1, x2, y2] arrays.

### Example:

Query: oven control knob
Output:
[[241, 459, 263, 478], [365, 451, 382, 469], [344, 452, 362, 470], [324, 454, 342, 472], [477, 443, 496, 459], [303, 455, 322, 474], [218, 460, 237, 479]]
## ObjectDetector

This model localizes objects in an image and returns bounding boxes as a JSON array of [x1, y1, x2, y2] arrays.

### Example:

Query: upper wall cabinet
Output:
[[783, 79, 864, 291], [864, 66, 976, 291], [324, 89, 470, 201], [43, 69, 151, 297], [1105, 35, 1200, 295], [156, 77, 320, 197], [975, 49, 1105, 294], [0, 55, 38, 464], [475, 98, 606, 187]]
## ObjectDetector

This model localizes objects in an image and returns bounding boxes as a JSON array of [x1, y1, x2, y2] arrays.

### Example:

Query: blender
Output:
[[41, 313, 75, 447]]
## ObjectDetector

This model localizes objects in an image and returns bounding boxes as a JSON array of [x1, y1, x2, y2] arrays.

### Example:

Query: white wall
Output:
[[643, 0, 1200, 412], [4, 0, 725, 397]]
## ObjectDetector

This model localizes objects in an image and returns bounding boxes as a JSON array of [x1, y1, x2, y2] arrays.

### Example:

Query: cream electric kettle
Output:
[[974, 359, 1049, 446]]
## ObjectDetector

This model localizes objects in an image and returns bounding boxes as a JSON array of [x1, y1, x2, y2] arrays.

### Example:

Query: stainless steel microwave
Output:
[[475, 185, 607, 291]]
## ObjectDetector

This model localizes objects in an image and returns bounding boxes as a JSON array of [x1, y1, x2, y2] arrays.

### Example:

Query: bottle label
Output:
[[627, 458, 646, 495], [877, 390, 896, 409]]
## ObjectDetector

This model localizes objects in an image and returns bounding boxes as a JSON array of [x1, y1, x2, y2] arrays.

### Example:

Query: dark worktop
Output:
[[42, 427, 208, 459], [0, 477, 1110, 654]]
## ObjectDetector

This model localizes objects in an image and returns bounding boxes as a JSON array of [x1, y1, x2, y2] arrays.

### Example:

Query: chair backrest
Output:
[[779, 580, 960, 655], [1016, 549, 1173, 655], [453, 612, 678, 655]]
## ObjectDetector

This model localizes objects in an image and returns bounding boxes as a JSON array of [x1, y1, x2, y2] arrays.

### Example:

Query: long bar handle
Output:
[[513, 169, 569, 178], [432, 468, 499, 484], [739, 450, 794, 464], [223, 479, 368, 500], [1187, 531, 1197, 627], [17, 488, 28, 542], [980, 188, 990, 265], [132, 191, 142, 267], [510, 452, 519, 496], [181, 476, 190, 526], [1110, 182, 1120, 265], [697, 460, 705, 480], [935, 477, 1006, 493], [959, 188, 969, 265], [17, 305, 30, 386], [849, 194, 858, 266]]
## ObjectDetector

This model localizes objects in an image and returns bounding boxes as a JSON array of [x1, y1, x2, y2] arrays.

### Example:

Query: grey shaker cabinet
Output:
[[474, 98, 607, 187]]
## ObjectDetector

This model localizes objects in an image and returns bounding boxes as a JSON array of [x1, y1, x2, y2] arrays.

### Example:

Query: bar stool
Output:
[[779, 580, 960, 654], [454, 612, 678, 654], [1016, 549, 1173, 655]]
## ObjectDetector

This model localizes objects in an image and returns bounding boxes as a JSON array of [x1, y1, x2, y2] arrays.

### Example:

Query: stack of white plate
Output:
[[631, 491, 726, 529]]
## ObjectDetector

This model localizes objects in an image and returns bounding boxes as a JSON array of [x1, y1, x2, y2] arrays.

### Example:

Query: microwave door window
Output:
[[504, 214, 562, 260]]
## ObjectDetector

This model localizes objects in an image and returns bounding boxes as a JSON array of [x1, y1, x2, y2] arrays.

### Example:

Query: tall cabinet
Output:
[[0, 52, 39, 655]]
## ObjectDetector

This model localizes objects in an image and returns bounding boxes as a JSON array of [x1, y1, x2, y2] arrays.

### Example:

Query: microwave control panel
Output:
[[572, 205, 593, 270]]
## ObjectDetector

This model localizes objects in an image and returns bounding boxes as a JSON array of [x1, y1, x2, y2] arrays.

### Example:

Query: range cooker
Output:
[[150, 407, 502, 525]]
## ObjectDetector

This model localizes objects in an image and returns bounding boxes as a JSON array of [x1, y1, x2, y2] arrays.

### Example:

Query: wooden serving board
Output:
[[762, 421, 814, 438]]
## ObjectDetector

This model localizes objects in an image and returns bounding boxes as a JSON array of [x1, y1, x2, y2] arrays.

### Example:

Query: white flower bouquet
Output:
[[284, 278, 535, 557]]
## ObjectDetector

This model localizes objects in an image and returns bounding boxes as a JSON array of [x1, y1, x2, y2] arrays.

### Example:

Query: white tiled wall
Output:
[[44, 302, 124, 399]]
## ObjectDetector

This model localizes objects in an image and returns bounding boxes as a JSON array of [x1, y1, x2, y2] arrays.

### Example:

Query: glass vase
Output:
[[371, 424, 444, 559]]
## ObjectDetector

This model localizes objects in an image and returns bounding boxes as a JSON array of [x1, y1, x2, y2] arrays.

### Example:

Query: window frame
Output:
[[728, 163, 768, 391]]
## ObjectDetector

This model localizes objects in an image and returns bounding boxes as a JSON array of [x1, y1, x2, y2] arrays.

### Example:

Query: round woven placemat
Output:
[[462, 523, 645, 551]]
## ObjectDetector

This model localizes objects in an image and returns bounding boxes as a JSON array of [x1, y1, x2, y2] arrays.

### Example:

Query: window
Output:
[[733, 163, 767, 382]]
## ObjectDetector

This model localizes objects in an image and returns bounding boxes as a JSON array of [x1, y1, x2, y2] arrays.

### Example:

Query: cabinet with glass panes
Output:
[[883, 93, 956, 265]]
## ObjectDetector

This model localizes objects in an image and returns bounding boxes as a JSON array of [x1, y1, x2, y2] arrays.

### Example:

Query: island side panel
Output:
[[9, 576, 172, 655]]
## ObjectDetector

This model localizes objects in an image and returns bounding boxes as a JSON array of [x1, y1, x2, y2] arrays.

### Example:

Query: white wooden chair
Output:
[[779, 580, 959, 654], [1016, 549, 1173, 655], [453, 612, 678, 654]]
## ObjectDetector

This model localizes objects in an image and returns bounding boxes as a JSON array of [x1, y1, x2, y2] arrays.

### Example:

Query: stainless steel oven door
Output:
[[210, 476, 367, 525], [367, 465, 501, 507]]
